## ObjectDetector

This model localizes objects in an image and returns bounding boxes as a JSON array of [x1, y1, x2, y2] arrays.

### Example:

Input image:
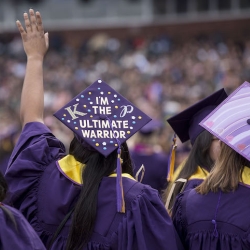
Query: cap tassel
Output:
[[116, 148, 125, 213], [105, 116, 125, 213], [167, 134, 177, 182]]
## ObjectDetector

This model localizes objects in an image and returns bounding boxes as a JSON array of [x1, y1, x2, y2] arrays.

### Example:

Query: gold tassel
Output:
[[167, 135, 177, 182]]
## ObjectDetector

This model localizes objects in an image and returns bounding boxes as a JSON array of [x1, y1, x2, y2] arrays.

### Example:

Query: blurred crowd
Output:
[[1, 31, 249, 167]]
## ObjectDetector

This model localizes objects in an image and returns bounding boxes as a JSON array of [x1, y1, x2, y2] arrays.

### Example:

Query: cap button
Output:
[[247, 119, 250, 125], [99, 114, 107, 120]]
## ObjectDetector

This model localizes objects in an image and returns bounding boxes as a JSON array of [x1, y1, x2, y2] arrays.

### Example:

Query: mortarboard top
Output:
[[54, 79, 152, 157], [200, 81, 250, 162], [139, 119, 163, 135], [167, 89, 228, 145], [54, 79, 152, 213]]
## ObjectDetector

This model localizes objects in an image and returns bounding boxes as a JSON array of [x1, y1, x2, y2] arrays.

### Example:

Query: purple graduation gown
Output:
[[5, 122, 182, 250], [175, 165, 209, 193], [166, 167, 208, 212], [0, 203, 45, 249], [172, 184, 250, 250], [130, 149, 169, 194], [182, 178, 204, 192]]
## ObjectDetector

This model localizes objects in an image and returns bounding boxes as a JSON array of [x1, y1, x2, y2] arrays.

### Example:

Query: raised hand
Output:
[[18, 9, 48, 126], [17, 9, 49, 60]]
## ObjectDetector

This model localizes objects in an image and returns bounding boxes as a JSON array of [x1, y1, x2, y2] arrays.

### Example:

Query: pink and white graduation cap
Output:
[[200, 81, 250, 162]]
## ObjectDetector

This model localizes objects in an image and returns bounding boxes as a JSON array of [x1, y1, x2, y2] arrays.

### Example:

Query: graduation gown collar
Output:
[[57, 155, 84, 185], [188, 166, 209, 181], [56, 155, 135, 185], [185, 166, 250, 184], [186, 166, 250, 185]]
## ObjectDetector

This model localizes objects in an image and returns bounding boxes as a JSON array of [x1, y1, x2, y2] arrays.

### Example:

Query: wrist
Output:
[[27, 55, 45, 61]]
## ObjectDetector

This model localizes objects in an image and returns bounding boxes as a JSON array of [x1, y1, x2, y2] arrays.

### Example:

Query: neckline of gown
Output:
[[56, 155, 135, 185]]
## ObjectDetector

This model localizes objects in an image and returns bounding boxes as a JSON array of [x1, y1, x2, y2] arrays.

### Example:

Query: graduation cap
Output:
[[200, 81, 250, 162], [166, 89, 227, 183], [167, 88, 228, 145], [139, 119, 163, 135], [54, 79, 151, 212]]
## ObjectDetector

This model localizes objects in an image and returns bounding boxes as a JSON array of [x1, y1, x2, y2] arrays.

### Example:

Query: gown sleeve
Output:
[[0, 204, 46, 250], [113, 187, 184, 250], [172, 192, 188, 248], [4, 122, 66, 245], [5, 122, 65, 205]]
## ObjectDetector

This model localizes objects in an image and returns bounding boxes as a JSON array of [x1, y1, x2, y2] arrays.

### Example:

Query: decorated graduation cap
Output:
[[200, 81, 250, 162], [54, 79, 151, 213], [167, 88, 228, 145]]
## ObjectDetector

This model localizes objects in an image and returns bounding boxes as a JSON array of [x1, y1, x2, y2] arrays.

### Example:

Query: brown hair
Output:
[[196, 142, 250, 194]]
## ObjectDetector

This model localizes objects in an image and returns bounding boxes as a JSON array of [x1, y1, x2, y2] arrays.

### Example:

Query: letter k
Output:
[[65, 103, 87, 120]]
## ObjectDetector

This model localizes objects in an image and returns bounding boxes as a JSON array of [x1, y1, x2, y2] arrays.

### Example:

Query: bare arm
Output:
[[17, 9, 49, 127]]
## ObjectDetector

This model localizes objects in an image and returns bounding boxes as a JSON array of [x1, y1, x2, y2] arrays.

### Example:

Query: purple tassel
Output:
[[105, 116, 125, 213], [116, 148, 125, 213], [212, 191, 222, 237]]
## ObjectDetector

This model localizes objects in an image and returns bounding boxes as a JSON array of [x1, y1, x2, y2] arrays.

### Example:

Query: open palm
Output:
[[17, 9, 49, 60]]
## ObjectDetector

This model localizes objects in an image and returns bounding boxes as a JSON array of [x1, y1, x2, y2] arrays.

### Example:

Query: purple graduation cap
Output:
[[54, 79, 151, 212], [139, 119, 163, 135], [200, 81, 250, 162], [167, 89, 228, 145]]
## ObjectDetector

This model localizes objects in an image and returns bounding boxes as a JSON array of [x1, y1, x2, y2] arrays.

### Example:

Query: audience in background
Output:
[[0, 33, 247, 157]]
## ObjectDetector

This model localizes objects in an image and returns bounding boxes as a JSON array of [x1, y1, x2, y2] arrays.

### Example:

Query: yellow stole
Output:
[[57, 155, 84, 185], [172, 160, 209, 182], [173, 165, 250, 184], [57, 155, 135, 185], [241, 166, 250, 186], [188, 166, 209, 180], [109, 173, 135, 180]]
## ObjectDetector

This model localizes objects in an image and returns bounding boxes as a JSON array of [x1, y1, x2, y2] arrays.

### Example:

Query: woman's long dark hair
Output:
[[0, 172, 7, 202], [164, 130, 214, 210], [0, 172, 17, 228], [65, 137, 133, 250]]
